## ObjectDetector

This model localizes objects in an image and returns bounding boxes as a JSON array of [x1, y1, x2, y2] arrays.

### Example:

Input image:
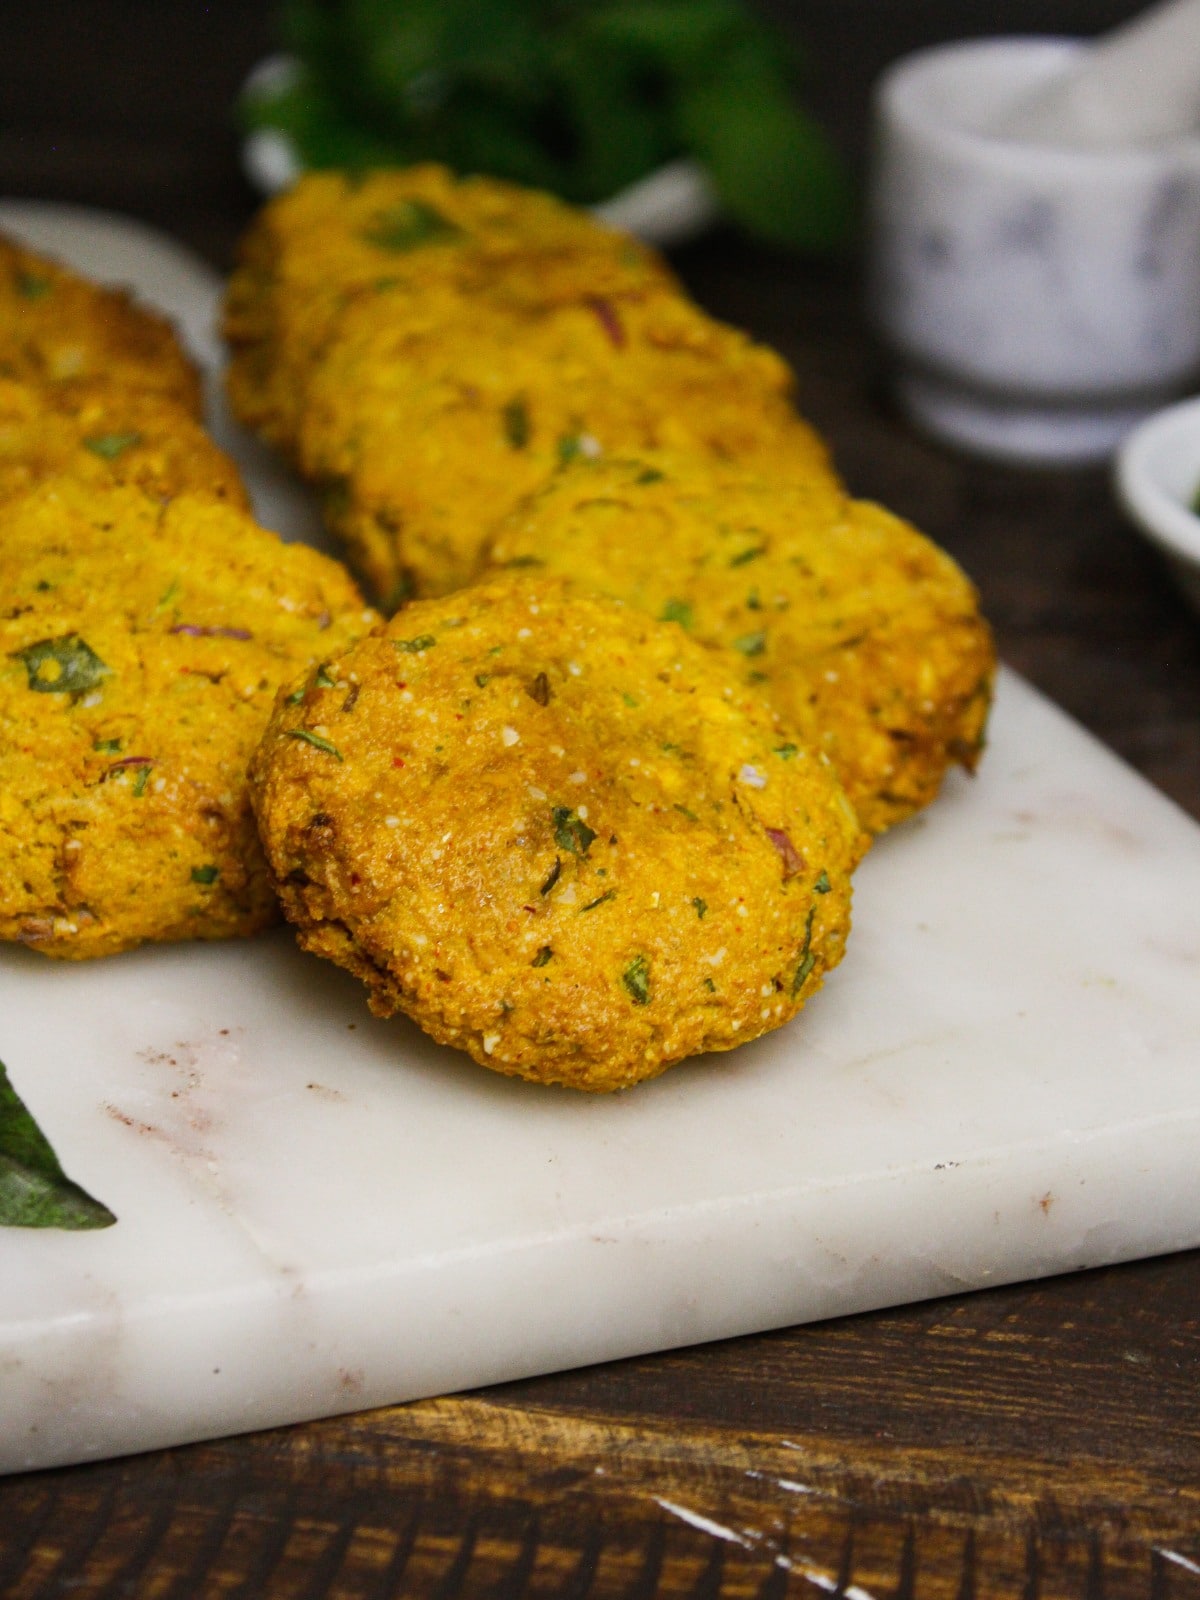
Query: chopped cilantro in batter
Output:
[[15, 634, 110, 695]]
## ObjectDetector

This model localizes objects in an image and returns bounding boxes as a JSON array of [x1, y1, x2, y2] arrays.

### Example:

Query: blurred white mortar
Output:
[[867, 37, 1200, 464]]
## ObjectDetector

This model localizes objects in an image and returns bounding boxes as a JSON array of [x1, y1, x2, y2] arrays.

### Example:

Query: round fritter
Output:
[[249, 577, 864, 1092], [223, 164, 679, 457], [0, 234, 202, 414], [486, 453, 995, 835], [0, 478, 378, 959], [0, 376, 249, 509], [296, 287, 833, 605]]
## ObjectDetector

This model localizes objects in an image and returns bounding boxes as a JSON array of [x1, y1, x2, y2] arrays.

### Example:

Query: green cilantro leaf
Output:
[[15, 635, 110, 696], [503, 397, 531, 449], [360, 198, 461, 250], [287, 728, 344, 760], [553, 806, 596, 856], [622, 954, 651, 1005], [660, 597, 693, 629], [84, 431, 142, 460]]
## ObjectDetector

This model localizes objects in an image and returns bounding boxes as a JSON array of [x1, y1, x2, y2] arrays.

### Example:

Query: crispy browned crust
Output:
[[224, 165, 994, 846], [249, 577, 864, 1091], [0, 375, 249, 508], [223, 166, 836, 605], [295, 285, 832, 605], [0, 234, 202, 414], [223, 164, 680, 459], [0, 479, 378, 958], [486, 453, 995, 834]]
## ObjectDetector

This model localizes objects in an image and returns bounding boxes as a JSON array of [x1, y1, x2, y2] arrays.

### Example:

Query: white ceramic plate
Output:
[[1115, 393, 1200, 613]]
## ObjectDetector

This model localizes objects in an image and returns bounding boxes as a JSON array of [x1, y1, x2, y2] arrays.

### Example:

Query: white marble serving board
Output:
[[2, 205, 1199, 1477]]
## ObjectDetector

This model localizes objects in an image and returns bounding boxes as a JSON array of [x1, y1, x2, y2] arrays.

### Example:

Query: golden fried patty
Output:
[[486, 453, 995, 834], [249, 577, 864, 1092], [223, 164, 679, 457], [0, 478, 377, 958], [295, 286, 832, 604], [0, 376, 249, 509], [0, 233, 202, 414]]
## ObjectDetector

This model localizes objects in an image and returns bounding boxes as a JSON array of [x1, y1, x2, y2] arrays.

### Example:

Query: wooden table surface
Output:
[[2, 4, 1199, 1596]]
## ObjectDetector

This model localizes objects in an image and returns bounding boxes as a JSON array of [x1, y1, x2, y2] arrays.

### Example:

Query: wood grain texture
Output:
[[2, 3, 1200, 1596], [5, 1261, 1200, 1596]]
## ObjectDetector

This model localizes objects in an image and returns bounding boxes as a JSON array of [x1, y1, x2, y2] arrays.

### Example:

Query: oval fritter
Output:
[[249, 577, 864, 1092], [223, 163, 679, 458], [0, 376, 249, 509], [296, 287, 832, 604], [486, 451, 995, 834], [0, 478, 378, 958], [0, 233, 202, 414]]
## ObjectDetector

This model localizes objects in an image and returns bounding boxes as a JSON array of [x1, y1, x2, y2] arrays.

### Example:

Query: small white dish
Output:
[[1115, 393, 1200, 612], [239, 55, 720, 248]]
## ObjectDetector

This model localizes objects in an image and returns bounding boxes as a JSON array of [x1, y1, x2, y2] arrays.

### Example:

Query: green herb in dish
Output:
[[238, 0, 850, 252]]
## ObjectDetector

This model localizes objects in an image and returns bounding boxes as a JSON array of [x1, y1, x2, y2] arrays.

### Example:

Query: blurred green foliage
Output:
[[240, 0, 850, 251]]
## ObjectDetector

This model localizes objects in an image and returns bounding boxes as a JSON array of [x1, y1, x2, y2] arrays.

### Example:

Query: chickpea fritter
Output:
[[486, 453, 995, 834], [295, 287, 833, 604], [223, 166, 835, 604], [0, 376, 249, 509], [0, 479, 378, 959], [0, 233, 202, 414], [223, 164, 680, 458], [249, 578, 864, 1092]]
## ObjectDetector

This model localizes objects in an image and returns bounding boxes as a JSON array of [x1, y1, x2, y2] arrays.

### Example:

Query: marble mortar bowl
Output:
[[867, 37, 1200, 465]]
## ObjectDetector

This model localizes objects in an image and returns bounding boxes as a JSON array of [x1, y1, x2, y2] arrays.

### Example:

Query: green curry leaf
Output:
[[0, 1060, 116, 1230]]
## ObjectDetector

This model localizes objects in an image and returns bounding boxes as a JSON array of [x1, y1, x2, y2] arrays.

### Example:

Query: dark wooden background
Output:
[[2, 4, 1200, 1596]]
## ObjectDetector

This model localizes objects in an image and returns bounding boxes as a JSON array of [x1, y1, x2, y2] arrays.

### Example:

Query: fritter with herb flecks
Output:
[[0, 376, 249, 509], [0, 478, 378, 958], [294, 285, 833, 604], [0, 233, 202, 414], [248, 576, 865, 1092], [223, 164, 681, 461], [486, 452, 994, 835]]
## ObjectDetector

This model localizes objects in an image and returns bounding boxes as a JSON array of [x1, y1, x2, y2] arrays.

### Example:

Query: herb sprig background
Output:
[[240, 0, 850, 250]]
